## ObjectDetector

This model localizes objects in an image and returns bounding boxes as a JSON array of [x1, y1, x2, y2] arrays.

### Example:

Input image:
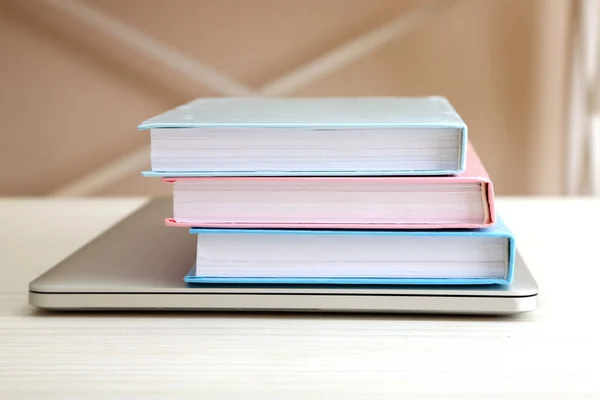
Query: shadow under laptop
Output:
[[29, 307, 532, 323]]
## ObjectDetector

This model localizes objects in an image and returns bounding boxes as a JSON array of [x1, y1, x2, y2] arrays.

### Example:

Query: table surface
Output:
[[1, 196, 599, 399]]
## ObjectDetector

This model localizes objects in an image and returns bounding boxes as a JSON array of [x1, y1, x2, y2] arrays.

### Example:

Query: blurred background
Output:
[[1, 0, 596, 198]]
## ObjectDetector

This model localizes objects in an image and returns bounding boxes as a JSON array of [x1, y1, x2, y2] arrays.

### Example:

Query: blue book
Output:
[[138, 96, 467, 177], [184, 216, 515, 286]]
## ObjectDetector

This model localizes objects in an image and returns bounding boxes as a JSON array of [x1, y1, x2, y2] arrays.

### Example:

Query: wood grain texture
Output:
[[1, 197, 599, 399]]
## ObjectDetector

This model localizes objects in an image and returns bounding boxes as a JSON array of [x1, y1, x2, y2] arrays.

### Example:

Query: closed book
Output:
[[138, 96, 468, 176], [184, 216, 515, 286], [163, 141, 493, 229]]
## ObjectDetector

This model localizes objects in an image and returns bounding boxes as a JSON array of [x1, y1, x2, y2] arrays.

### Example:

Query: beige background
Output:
[[0, 0, 571, 196]]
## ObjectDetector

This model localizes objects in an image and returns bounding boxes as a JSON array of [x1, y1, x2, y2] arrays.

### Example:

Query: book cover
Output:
[[184, 216, 515, 286], [162, 141, 494, 229], [139, 96, 468, 176]]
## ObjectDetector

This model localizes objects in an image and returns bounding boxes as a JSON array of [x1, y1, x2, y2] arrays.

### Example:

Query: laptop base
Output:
[[29, 199, 538, 315]]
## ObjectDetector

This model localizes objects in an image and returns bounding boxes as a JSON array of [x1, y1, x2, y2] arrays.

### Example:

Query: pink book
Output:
[[162, 142, 495, 229]]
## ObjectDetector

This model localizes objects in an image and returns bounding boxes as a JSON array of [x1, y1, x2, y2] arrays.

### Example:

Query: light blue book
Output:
[[184, 216, 515, 286], [138, 96, 467, 176]]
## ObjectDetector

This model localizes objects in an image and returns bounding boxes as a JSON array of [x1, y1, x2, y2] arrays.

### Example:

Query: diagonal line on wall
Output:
[[260, 0, 460, 96], [37, 0, 255, 96]]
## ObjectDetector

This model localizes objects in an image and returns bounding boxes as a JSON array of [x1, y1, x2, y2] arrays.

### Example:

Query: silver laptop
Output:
[[29, 199, 538, 315]]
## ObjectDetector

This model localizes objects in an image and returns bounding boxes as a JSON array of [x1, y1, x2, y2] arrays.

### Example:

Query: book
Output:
[[183, 216, 515, 286], [162, 141, 494, 229], [138, 96, 468, 176]]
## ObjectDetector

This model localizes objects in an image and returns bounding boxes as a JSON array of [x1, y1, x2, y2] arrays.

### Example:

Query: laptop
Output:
[[29, 199, 538, 315]]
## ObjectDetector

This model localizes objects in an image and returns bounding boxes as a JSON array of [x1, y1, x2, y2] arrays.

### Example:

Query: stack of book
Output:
[[138, 97, 514, 287]]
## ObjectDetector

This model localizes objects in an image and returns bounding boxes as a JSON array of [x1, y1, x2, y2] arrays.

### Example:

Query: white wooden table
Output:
[[1, 197, 599, 399]]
